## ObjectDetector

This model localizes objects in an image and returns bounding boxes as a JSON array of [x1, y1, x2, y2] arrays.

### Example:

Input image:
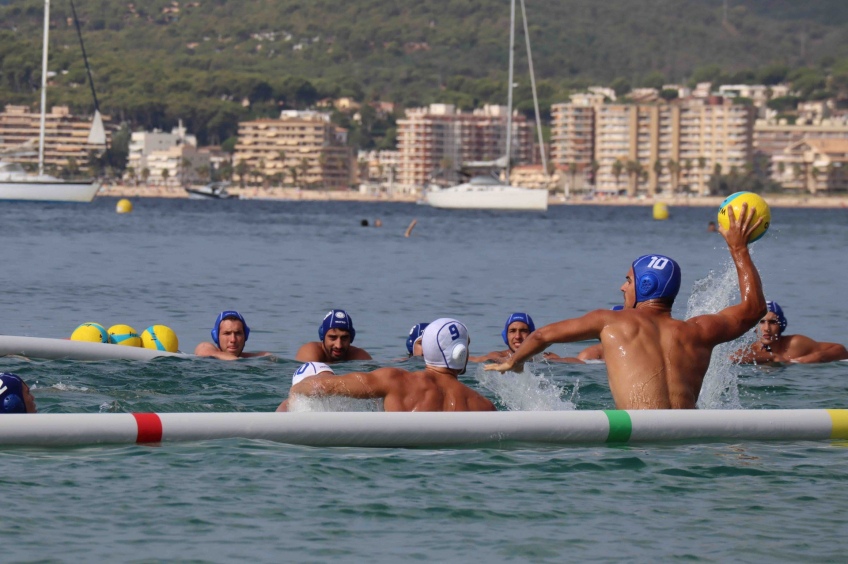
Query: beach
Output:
[[98, 183, 848, 208]]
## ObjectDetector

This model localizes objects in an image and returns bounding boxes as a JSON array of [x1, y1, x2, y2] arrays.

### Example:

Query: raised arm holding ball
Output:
[[486, 200, 768, 409]]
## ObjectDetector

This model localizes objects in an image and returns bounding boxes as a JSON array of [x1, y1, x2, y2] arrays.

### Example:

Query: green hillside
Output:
[[2, 0, 848, 151]]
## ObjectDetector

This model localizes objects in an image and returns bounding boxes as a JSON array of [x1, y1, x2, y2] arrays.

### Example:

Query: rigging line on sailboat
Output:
[[518, 0, 548, 178], [69, 0, 100, 112]]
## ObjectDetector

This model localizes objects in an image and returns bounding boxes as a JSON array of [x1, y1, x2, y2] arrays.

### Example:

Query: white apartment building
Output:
[[126, 121, 208, 185], [232, 110, 352, 189], [591, 98, 754, 196]]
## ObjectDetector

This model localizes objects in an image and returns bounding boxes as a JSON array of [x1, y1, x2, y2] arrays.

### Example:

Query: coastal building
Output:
[[591, 97, 754, 196], [396, 104, 533, 190], [0, 104, 108, 174], [232, 110, 352, 189], [550, 93, 602, 192], [356, 149, 401, 190], [125, 121, 209, 186], [754, 116, 848, 158], [771, 138, 848, 194]]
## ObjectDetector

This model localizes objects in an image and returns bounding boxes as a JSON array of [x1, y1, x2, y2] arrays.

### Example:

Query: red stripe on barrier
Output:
[[133, 413, 163, 443]]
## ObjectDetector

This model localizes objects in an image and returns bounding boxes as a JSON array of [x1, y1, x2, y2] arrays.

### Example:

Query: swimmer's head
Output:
[[406, 323, 429, 356], [211, 310, 250, 347], [422, 318, 470, 374], [501, 312, 535, 350], [630, 254, 681, 305], [766, 301, 787, 333], [319, 309, 356, 343], [291, 362, 335, 386], [0, 373, 35, 414]]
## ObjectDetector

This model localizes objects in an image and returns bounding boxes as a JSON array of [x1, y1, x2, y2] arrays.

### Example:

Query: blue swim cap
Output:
[[0, 373, 26, 414], [632, 254, 681, 304], [406, 323, 429, 355], [502, 312, 535, 345], [766, 301, 787, 333], [211, 311, 250, 347], [611, 305, 624, 311], [319, 309, 356, 343]]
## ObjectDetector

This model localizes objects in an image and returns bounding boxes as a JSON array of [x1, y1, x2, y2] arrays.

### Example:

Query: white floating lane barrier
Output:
[[0, 410, 847, 448], [0, 336, 193, 361]]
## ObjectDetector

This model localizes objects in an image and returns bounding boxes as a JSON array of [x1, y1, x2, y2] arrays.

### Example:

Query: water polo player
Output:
[[194, 310, 271, 360], [732, 300, 848, 364], [0, 373, 37, 413], [295, 309, 372, 363], [289, 318, 495, 411], [486, 202, 767, 410], [469, 312, 538, 362]]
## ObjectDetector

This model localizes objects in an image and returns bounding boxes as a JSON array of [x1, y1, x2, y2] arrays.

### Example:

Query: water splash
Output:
[[685, 259, 755, 409], [474, 361, 576, 411], [288, 396, 383, 412]]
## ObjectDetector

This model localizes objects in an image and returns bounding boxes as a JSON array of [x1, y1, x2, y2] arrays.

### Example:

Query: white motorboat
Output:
[[185, 182, 237, 200], [425, 176, 548, 211]]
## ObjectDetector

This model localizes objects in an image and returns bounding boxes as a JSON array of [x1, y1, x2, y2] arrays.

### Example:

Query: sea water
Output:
[[1, 198, 847, 561]]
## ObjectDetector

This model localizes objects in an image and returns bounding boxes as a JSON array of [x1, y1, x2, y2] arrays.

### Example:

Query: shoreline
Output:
[[97, 185, 848, 209]]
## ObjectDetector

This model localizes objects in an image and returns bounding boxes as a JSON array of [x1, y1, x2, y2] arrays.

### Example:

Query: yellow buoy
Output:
[[141, 325, 179, 353], [71, 322, 108, 343], [107, 324, 142, 347], [116, 199, 133, 214], [653, 202, 669, 220]]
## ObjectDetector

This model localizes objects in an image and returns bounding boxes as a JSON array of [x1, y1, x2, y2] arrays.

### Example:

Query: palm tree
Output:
[[568, 162, 578, 197], [625, 160, 642, 197], [667, 159, 680, 194], [235, 159, 249, 188], [652, 159, 663, 196], [697, 157, 707, 196], [141, 167, 150, 185], [612, 159, 623, 194]]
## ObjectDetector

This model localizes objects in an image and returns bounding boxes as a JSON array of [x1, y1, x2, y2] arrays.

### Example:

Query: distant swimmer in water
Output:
[[295, 309, 372, 363], [486, 203, 766, 409], [195, 311, 272, 360], [289, 318, 496, 411], [404, 219, 417, 238], [406, 323, 429, 357], [276, 362, 335, 412], [731, 300, 848, 364], [707, 221, 717, 233], [0, 373, 36, 413], [467, 312, 577, 363]]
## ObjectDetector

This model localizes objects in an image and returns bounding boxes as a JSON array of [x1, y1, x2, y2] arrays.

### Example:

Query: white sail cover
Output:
[[87, 110, 106, 145]]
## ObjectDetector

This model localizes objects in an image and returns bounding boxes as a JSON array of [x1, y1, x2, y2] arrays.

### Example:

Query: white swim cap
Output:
[[422, 318, 469, 373], [292, 362, 334, 386]]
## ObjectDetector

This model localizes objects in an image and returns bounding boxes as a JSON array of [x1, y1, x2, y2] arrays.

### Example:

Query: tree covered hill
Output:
[[2, 0, 848, 149]]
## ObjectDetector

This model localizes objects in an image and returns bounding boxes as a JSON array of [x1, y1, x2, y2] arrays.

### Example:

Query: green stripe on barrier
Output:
[[604, 410, 632, 443]]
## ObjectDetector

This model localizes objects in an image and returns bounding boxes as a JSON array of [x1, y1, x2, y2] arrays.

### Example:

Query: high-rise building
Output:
[[233, 110, 352, 189], [589, 97, 754, 196], [396, 104, 533, 190]]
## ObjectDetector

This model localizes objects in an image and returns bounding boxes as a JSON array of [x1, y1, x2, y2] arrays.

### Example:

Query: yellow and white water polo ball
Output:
[[141, 325, 179, 353], [107, 324, 142, 347], [70, 322, 108, 343], [717, 191, 771, 243]]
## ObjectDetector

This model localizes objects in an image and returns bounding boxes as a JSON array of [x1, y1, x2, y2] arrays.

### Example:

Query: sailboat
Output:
[[425, 0, 548, 212], [0, 0, 101, 203]]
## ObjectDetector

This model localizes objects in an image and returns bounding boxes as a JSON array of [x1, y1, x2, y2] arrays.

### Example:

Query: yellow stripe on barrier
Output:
[[826, 409, 848, 440]]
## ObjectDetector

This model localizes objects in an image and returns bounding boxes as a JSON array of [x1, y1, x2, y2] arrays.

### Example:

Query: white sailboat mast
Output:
[[38, 0, 50, 176], [505, 0, 516, 180]]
